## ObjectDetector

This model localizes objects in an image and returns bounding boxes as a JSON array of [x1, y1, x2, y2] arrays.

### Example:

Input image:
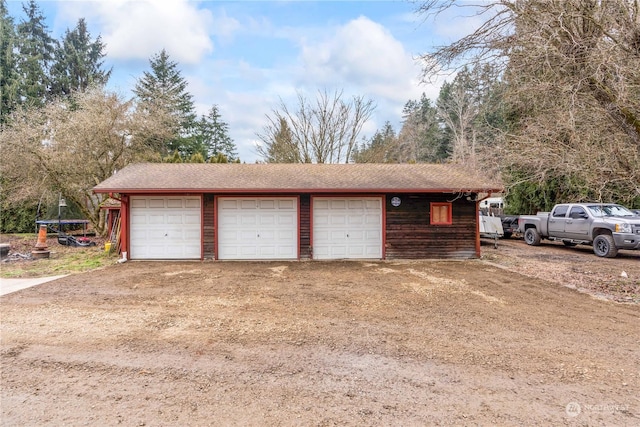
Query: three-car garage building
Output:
[[93, 163, 501, 261]]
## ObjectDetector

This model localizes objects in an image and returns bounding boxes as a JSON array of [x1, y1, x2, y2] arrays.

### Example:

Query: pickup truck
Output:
[[518, 203, 640, 257]]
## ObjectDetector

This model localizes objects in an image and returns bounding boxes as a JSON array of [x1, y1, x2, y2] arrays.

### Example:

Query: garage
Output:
[[94, 163, 503, 260], [129, 196, 202, 259], [217, 197, 298, 260], [312, 197, 383, 259]]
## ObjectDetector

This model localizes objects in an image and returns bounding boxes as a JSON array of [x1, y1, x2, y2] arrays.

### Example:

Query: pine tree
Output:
[[15, 0, 56, 107], [0, 0, 20, 123], [257, 117, 301, 163], [194, 105, 238, 161], [133, 49, 196, 156], [352, 121, 397, 163], [49, 18, 111, 96], [395, 94, 442, 162]]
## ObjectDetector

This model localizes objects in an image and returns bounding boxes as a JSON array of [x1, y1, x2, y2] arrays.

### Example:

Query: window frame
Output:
[[430, 202, 452, 225]]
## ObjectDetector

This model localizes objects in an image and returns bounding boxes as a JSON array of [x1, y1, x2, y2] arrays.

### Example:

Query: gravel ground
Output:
[[1, 237, 639, 426]]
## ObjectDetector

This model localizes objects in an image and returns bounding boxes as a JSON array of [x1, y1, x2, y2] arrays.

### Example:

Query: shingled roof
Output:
[[93, 163, 502, 194]]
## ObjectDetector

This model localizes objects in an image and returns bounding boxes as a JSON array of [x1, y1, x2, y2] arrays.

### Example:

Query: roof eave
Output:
[[94, 187, 503, 194]]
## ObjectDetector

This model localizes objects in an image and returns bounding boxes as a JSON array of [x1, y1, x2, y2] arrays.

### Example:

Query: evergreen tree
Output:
[[15, 0, 56, 107], [395, 93, 442, 162], [352, 121, 397, 163], [435, 64, 506, 168], [133, 49, 196, 156], [0, 0, 20, 123], [50, 18, 111, 96], [258, 117, 300, 163], [193, 105, 237, 161], [209, 153, 230, 163]]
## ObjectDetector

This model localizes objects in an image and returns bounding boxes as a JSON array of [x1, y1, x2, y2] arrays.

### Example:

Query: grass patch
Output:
[[1, 234, 114, 278]]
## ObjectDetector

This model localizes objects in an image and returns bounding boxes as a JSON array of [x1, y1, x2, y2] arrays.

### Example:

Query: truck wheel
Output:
[[524, 228, 541, 246], [593, 234, 618, 258]]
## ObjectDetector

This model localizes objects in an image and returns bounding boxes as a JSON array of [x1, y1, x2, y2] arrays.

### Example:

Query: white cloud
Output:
[[298, 16, 424, 104], [61, 0, 220, 64]]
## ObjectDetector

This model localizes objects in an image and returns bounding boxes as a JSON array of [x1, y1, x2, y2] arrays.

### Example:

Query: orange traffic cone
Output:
[[32, 224, 50, 259]]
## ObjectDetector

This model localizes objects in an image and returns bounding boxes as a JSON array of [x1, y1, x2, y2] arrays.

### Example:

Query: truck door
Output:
[[548, 205, 569, 236], [565, 206, 590, 240]]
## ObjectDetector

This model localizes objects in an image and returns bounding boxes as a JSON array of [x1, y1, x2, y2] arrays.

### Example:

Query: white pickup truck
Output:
[[518, 203, 640, 257]]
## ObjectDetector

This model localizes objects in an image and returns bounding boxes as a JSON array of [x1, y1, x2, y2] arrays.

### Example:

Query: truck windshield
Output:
[[587, 205, 635, 217]]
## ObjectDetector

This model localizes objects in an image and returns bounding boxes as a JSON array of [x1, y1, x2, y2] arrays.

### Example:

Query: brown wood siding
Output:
[[299, 194, 311, 259], [385, 194, 477, 259], [203, 194, 215, 259]]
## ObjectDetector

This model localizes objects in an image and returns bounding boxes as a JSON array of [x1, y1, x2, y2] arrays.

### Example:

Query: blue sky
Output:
[[6, 0, 475, 162]]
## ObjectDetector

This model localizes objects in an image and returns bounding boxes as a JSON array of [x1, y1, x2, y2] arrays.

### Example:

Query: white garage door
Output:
[[130, 196, 201, 260], [217, 197, 298, 260], [313, 197, 383, 259]]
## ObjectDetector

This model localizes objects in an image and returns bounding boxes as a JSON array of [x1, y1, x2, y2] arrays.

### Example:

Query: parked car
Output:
[[518, 203, 640, 257]]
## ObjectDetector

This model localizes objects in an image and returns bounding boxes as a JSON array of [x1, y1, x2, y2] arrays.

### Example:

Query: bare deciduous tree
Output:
[[257, 89, 375, 163], [0, 86, 172, 234], [418, 0, 640, 206]]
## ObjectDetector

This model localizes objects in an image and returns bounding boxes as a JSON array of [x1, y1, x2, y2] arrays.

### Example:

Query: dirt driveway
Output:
[[1, 240, 639, 425]]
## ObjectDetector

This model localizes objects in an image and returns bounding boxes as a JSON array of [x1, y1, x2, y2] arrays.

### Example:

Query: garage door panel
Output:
[[313, 197, 382, 260], [331, 246, 347, 257], [278, 230, 294, 239], [330, 216, 346, 225], [240, 215, 257, 225], [366, 230, 381, 239], [148, 199, 165, 208], [331, 200, 347, 209], [314, 214, 329, 226], [185, 199, 201, 208], [184, 214, 200, 224], [131, 199, 147, 208], [220, 200, 237, 209], [279, 199, 294, 209], [278, 213, 295, 225], [240, 230, 256, 240], [220, 215, 237, 226], [185, 229, 201, 240], [349, 230, 364, 240], [217, 197, 297, 260], [240, 246, 258, 256], [365, 214, 379, 225], [260, 199, 275, 209], [348, 247, 364, 256], [148, 214, 165, 224], [260, 246, 276, 256], [241, 200, 255, 209], [259, 214, 275, 226], [167, 199, 183, 208], [349, 216, 364, 225], [314, 199, 329, 209], [167, 214, 184, 224]]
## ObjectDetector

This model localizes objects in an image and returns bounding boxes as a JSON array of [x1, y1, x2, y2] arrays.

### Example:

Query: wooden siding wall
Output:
[[385, 194, 477, 259], [299, 194, 311, 259], [203, 194, 215, 259]]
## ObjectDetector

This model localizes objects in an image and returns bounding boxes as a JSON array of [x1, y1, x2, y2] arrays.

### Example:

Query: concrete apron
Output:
[[0, 275, 68, 296]]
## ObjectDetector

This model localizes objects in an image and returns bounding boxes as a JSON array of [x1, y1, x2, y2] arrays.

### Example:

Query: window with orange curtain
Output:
[[430, 202, 452, 225]]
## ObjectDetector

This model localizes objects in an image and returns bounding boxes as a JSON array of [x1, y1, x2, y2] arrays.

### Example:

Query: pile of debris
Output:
[[1, 252, 33, 263]]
